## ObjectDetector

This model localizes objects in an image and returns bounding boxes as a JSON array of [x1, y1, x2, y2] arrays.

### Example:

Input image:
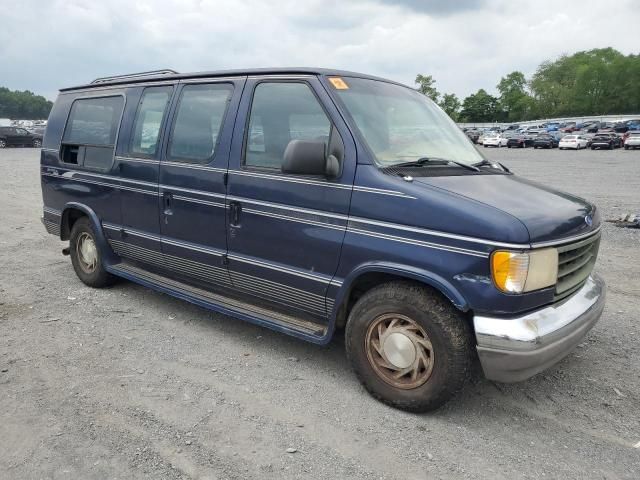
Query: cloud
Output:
[[1, 0, 639, 102], [374, 0, 487, 16]]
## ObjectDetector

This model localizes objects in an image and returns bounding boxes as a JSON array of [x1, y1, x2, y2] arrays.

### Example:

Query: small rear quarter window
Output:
[[63, 96, 124, 146]]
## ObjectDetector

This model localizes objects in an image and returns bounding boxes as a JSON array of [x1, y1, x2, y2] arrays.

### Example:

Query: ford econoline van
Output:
[[41, 68, 605, 411]]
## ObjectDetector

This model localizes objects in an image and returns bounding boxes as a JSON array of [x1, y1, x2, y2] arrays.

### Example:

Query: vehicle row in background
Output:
[[468, 125, 639, 151]]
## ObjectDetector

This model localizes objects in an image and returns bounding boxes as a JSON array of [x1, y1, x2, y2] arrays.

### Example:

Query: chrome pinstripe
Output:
[[42, 166, 601, 253], [103, 223, 341, 286], [347, 227, 489, 258]]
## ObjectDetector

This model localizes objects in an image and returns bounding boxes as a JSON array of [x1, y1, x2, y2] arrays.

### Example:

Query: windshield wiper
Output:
[[473, 159, 510, 172], [393, 157, 480, 172]]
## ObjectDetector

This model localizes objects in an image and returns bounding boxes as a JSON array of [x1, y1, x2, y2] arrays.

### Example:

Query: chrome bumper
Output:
[[474, 274, 606, 383]]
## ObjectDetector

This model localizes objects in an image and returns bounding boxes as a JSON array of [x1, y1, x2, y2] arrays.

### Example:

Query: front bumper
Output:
[[474, 274, 606, 383]]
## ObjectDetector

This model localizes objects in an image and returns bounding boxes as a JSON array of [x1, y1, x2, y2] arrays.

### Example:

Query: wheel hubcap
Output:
[[76, 232, 98, 273], [365, 313, 435, 390], [383, 332, 416, 369]]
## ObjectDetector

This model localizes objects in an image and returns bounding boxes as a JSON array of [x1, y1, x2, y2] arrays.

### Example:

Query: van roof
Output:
[[59, 67, 401, 92]]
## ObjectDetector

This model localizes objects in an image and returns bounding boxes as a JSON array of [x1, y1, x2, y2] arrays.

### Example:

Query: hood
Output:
[[413, 173, 598, 244]]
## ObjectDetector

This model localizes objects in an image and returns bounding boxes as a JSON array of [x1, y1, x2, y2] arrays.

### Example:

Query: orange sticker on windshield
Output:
[[328, 77, 349, 89]]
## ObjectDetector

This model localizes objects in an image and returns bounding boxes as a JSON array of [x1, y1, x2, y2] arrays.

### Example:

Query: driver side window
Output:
[[245, 82, 331, 170]]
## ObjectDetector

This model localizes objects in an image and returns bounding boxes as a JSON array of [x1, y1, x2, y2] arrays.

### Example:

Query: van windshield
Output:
[[332, 77, 484, 167]]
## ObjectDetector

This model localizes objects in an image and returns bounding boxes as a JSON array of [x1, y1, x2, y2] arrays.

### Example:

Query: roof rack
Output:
[[91, 69, 179, 85]]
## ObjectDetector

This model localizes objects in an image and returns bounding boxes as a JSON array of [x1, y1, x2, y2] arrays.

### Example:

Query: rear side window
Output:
[[63, 96, 124, 146], [61, 95, 124, 170], [168, 83, 233, 163], [130, 86, 172, 156], [245, 82, 331, 170]]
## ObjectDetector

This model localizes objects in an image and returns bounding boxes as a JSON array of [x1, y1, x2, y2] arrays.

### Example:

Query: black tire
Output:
[[0, 139, 6, 148], [32, 139, 42, 148], [624, 145, 629, 150], [345, 281, 473, 412], [69, 217, 117, 288]]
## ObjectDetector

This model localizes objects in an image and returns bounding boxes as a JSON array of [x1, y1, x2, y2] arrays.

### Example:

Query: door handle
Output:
[[163, 192, 173, 216], [229, 201, 242, 226]]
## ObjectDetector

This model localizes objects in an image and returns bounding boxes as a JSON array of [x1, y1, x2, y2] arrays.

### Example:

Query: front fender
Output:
[[62, 202, 119, 266], [332, 261, 469, 317]]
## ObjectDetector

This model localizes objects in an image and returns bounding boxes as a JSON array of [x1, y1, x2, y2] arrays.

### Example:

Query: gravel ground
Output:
[[1, 147, 639, 479]]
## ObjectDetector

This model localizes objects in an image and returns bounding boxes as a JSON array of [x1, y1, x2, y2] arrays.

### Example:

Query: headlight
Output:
[[491, 248, 558, 293]]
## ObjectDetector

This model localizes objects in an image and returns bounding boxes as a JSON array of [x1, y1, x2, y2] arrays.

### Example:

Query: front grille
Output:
[[555, 233, 601, 301]]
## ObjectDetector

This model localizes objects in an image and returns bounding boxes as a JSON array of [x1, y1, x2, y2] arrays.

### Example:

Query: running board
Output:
[[107, 262, 329, 342]]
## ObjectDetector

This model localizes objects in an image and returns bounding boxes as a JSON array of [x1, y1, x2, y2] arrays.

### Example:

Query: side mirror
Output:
[[282, 140, 338, 177]]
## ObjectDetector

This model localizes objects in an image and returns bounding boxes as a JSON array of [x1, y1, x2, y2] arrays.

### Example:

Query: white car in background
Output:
[[624, 132, 640, 150], [482, 133, 508, 147], [559, 135, 588, 150]]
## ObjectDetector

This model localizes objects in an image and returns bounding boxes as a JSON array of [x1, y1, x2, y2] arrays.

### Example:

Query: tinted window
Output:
[[63, 96, 124, 145], [168, 84, 232, 163], [245, 82, 331, 170], [130, 87, 172, 156]]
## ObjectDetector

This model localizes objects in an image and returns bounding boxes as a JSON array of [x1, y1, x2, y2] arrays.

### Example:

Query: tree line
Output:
[[416, 48, 640, 123], [0, 87, 53, 120]]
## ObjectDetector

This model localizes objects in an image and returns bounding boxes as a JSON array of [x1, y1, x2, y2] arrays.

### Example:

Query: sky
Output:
[[2, 0, 639, 101]]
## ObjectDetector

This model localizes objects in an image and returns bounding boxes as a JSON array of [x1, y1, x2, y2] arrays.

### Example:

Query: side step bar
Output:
[[107, 262, 329, 342]]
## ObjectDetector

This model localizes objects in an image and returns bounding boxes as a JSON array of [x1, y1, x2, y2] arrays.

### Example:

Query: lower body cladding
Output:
[[474, 274, 606, 382]]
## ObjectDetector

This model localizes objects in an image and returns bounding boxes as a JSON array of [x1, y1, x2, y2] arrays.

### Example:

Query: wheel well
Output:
[[61, 208, 87, 240], [333, 272, 459, 330]]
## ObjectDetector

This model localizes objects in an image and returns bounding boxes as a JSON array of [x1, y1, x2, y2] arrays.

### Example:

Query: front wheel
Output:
[[345, 282, 473, 412], [70, 217, 117, 288]]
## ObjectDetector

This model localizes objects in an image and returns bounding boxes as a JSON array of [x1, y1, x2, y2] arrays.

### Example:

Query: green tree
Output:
[[459, 89, 499, 122], [496, 71, 537, 121], [0, 87, 53, 119], [438, 93, 461, 121], [415, 74, 440, 103], [530, 48, 640, 117]]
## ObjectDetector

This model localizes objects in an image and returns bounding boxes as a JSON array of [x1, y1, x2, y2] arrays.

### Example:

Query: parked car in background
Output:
[[27, 126, 46, 136], [0, 126, 43, 148], [465, 129, 481, 144], [482, 133, 508, 147], [544, 123, 560, 132], [624, 132, 640, 150], [590, 133, 619, 150], [559, 135, 589, 150], [533, 134, 559, 149], [580, 122, 600, 133], [559, 122, 577, 133], [506, 135, 533, 148]]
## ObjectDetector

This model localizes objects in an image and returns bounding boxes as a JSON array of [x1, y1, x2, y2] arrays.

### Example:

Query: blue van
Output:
[[40, 68, 605, 411]]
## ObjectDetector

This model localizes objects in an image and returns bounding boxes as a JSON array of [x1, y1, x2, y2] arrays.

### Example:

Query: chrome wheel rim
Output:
[[76, 232, 98, 273], [0, 140, 6, 148], [365, 313, 435, 390]]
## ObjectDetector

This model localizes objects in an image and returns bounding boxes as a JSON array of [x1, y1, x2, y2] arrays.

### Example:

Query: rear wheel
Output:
[[0, 139, 6, 148], [69, 217, 117, 288], [345, 282, 473, 412], [32, 139, 42, 148]]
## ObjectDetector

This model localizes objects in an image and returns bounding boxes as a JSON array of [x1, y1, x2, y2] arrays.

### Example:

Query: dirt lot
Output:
[[1, 147, 639, 479]]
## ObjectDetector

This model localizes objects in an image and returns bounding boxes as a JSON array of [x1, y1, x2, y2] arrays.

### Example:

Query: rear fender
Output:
[[61, 202, 119, 266]]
